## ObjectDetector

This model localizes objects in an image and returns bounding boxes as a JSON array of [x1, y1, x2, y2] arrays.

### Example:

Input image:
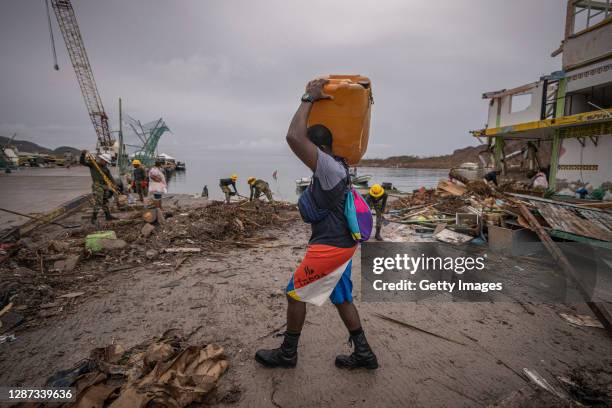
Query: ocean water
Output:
[[164, 151, 448, 202]]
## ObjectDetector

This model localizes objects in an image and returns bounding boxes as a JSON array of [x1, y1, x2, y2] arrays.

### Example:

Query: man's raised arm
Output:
[[286, 78, 332, 172]]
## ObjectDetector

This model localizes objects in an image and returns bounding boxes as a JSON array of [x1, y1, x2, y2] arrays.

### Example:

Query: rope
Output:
[[85, 153, 119, 194]]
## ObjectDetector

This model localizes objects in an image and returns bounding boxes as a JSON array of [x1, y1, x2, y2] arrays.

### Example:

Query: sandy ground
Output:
[[1, 205, 611, 408]]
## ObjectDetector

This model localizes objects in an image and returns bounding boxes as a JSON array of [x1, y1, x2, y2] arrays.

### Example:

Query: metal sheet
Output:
[[534, 201, 612, 242]]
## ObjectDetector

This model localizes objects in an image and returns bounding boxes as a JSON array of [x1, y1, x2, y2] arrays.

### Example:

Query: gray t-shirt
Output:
[[308, 149, 355, 248]]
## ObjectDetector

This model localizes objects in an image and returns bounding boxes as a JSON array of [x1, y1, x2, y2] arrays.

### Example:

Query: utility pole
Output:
[[118, 98, 125, 175]]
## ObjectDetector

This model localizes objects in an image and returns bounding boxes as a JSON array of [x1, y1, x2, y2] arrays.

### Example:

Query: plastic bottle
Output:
[[307, 75, 373, 165]]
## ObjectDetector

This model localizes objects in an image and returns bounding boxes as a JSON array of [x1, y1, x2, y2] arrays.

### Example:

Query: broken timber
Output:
[[518, 203, 612, 334]]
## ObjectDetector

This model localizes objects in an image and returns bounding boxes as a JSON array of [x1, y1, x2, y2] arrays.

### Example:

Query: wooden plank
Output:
[[578, 208, 612, 231], [437, 180, 466, 196], [579, 201, 612, 210], [547, 229, 612, 249], [518, 203, 612, 334], [510, 193, 610, 212]]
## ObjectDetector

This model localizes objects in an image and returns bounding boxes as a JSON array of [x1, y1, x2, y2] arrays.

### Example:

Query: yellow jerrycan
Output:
[[307, 75, 373, 165]]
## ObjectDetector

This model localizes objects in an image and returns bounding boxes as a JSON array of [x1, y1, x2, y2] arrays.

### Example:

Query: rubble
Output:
[[39, 329, 229, 408], [386, 175, 611, 250], [0, 199, 298, 326], [53, 255, 80, 273], [98, 238, 128, 251], [140, 223, 156, 238]]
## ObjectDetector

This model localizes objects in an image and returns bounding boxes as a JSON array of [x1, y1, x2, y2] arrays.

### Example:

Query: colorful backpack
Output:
[[344, 187, 372, 242]]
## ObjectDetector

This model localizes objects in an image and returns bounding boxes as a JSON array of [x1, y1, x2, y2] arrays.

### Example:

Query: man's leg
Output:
[[332, 266, 378, 370], [221, 186, 230, 203], [102, 190, 117, 220], [91, 184, 101, 224], [375, 211, 383, 241], [335, 301, 362, 331], [264, 186, 274, 203], [137, 184, 144, 202], [255, 295, 304, 368], [286, 295, 306, 332]]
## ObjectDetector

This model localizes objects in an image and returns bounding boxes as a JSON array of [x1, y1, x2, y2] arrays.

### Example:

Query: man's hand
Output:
[[286, 77, 333, 171], [305, 78, 333, 101]]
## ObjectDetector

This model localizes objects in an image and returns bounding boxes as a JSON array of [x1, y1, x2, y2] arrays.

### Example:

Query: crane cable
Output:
[[44, 0, 59, 70]]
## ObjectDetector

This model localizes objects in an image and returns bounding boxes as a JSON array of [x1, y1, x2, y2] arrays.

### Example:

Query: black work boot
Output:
[[375, 226, 383, 241], [255, 331, 299, 368], [104, 210, 118, 221], [335, 331, 378, 370]]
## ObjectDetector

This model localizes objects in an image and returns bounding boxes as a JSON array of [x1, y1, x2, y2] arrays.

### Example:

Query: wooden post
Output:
[[118, 97, 125, 175], [518, 203, 612, 334], [548, 130, 561, 190]]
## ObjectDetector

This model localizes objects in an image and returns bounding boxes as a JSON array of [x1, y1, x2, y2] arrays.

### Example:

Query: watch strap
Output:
[[301, 92, 315, 103]]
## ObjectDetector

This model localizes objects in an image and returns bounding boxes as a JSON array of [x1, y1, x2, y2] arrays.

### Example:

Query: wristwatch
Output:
[[301, 92, 315, 103]]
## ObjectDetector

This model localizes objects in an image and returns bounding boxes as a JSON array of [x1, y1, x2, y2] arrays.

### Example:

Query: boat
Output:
[[295, 172, 373, 196], [450, 162, 492, 182], [295, 177, 311, 195], [175, 161, 186, 171], [351, 174, 372, 187], [0, 145, 19, 170], [156, 153, 177, 171]]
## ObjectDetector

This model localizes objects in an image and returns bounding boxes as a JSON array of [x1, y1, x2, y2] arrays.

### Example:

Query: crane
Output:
[[123, 114, 171, 167], [45, 0, 114, 153]]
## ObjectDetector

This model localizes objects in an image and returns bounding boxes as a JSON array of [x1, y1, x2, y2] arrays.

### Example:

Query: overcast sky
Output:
[[0, 0, 565, 158]]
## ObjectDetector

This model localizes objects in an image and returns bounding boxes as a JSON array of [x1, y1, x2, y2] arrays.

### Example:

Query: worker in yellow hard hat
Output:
[[131, 159, 147, 202], [366, 184, 388, 241], [248, 177, 274, 203], [219, 174, 239, 203]]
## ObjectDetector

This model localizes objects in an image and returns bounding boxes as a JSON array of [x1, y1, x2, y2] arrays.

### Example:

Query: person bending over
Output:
[[366, 184, 388, 241], [219, 174, 238, 203], [248, 177, 274, 203]]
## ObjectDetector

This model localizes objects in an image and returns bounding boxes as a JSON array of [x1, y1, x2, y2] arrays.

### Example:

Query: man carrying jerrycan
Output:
[[255, 77, 378, 370]]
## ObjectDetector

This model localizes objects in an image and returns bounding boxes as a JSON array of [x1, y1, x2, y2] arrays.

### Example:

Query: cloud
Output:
[[0, 0, 565, 158]]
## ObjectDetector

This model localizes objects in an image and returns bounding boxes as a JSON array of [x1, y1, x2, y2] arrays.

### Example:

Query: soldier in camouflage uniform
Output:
[[365, 184, 388, 241], [248, 177, 274, 203], [80, 150, 117, 224]]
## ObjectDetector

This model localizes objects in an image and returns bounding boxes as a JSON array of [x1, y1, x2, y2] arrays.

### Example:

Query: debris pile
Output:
[[0, 199, 299, 327], [386, 176, 611, 248], [39, 329, 229, 408], [386, 180, 499, 238]]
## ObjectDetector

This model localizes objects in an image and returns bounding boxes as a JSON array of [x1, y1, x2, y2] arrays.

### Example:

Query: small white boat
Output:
[[351, 174, 372, 186], [295, 177, 311, 194]]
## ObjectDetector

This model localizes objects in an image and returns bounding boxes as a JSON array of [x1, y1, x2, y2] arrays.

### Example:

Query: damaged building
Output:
[[472, 0, 612, 193]]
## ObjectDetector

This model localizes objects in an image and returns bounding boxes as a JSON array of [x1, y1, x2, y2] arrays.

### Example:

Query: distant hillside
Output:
[[0, 136, 80, 157], [359, 145, 487, 169]]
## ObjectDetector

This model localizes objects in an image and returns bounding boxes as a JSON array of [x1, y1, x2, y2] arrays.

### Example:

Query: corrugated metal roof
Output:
[[533, 201, 612, 242]]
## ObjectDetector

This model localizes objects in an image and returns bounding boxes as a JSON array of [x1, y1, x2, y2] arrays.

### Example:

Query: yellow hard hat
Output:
[[369, 184, 384, 198], [132, 159, 141, 166], [230, 174, 238, 181], [248, 176, 256, 185]]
